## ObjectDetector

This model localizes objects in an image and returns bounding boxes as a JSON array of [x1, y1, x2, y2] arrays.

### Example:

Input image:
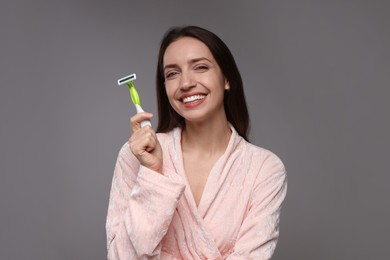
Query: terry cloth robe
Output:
[[106, 126, 287, 259]]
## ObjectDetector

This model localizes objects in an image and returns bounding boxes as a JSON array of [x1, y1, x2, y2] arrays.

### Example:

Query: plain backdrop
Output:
[[1, 0, 389, 259]]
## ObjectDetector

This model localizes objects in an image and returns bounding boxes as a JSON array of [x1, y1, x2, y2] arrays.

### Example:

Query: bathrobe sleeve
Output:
[[106, 143, 186, 259], [227, 152, 287, 260]]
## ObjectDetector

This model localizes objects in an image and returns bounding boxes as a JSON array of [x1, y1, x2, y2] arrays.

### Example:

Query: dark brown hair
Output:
[[156, 26, 250, 141]]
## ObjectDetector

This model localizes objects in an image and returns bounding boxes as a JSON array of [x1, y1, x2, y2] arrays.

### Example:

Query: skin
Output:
[[130, 37, 232, 206]]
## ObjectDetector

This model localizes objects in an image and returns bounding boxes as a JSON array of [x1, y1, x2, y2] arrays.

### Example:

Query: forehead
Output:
[[163, 37, 214, 64]]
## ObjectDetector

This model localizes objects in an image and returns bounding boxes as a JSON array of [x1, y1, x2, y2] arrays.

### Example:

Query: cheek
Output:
[[165, 86, 178, 108], [165, 86, 174, 100], [164, 87, 183, 115]]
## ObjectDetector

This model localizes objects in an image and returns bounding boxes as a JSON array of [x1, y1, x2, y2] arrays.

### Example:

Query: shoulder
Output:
[[248, 143, 285, 170], [238, 142, 287, 208], [239, 140, 286, 182], [230, 125, 285, 174]]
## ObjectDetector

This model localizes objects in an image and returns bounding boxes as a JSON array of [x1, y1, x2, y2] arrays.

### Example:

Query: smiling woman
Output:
[[163, 37, 229, 126], [155, 26, 249, 140], [106, 26, 287, 259]]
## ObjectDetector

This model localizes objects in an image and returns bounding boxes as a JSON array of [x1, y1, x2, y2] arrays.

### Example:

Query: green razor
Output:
[[117, 73, 152, 127]]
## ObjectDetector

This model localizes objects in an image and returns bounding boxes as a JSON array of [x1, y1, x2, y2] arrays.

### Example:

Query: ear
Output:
[[224, 80, 230, 90]]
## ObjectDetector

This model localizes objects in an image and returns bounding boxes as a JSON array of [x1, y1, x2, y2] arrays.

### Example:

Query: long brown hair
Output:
[[156, 26, 250, 141]]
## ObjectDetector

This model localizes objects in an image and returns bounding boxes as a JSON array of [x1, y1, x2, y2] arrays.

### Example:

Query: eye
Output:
[[165, 71, 179, 79], [195, 65, 209, 71]]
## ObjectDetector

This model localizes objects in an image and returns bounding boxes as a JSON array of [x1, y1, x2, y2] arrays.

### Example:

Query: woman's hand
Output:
[[129, 112, 163, 173]]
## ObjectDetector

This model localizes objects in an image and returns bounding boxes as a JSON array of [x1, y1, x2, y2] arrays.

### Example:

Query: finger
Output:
[[130, 112, 153, 132], [145, 132, 157, 152], [129, 127, 157, 153], [128, 126, 163, 172]]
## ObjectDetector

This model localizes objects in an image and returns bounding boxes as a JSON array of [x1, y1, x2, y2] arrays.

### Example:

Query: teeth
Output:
[[182, 95, 205, 103]]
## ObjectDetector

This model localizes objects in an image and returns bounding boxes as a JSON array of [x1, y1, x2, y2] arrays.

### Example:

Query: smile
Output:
[[182, 95, 206, 104]]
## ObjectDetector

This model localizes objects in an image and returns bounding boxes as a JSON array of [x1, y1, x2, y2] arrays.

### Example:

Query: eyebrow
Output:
[[163, 57, 212, 71]]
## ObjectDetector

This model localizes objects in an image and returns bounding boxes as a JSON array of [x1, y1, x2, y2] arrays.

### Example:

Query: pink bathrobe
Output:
[[106, 126, 287, 259]]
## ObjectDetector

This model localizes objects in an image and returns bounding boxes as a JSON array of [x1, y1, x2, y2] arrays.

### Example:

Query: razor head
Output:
[[118, 73, 136, 85]]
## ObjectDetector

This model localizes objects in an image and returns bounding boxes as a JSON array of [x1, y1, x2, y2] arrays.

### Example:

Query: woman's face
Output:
[[163, 37, 229, 124]]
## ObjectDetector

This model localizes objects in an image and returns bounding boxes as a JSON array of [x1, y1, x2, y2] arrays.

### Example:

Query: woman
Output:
[[106, 26, 287, 259]]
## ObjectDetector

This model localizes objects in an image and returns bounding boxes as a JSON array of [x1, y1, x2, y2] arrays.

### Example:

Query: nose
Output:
[[180, 71, 196, 90]]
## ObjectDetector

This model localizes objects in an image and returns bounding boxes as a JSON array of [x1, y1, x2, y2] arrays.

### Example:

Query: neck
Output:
[[181, 117, 232, 156]]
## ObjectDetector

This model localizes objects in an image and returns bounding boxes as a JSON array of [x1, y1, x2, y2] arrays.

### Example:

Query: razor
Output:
[[117, 73, 152, 127]]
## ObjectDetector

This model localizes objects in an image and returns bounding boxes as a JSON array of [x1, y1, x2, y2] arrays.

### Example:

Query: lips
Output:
[[178, 93, 207, 108], [182, 94, 206, 104]]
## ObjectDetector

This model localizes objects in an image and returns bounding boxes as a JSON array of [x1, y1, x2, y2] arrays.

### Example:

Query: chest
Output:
[[182, 153, 220, 207], [162, 159, 252, 256]]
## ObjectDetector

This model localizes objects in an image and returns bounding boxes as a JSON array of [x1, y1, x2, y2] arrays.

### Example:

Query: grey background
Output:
[[1, 0, 389, 259]]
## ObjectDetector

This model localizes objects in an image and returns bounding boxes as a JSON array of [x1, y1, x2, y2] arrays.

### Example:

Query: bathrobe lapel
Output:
[[168, 128, 222, 257], [167, 126, 242, 258], [196, 126, 241, 218]]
